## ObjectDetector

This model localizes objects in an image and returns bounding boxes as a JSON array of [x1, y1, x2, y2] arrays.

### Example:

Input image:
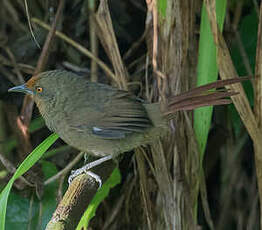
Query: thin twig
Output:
[[88, 0, 98, 82], [21, 0, 65, 127], [0, 65, 19, 85], [24, 0, 40, 48], [44, 151, 84, 185], [95, 0, 129, 89], [4, 47, 25, 84], [32, 18, 117, 84], [146, 0, 158, 71], [123, 30, 147, 60], [0, 151, 33, 187], [57, 174, 66, 202], [35, 0, 64, 74]]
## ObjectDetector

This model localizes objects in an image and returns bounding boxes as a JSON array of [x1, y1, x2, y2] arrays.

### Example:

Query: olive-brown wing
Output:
[[67, 82, 152, 139]]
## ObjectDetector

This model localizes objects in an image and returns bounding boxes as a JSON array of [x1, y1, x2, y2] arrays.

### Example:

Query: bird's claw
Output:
[[68, 155, 111, 187], [85, 171, 102, 188], [68, 168, 102, 188]]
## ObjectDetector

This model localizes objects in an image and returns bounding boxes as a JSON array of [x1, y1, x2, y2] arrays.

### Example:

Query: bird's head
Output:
[[8, 70, 76, 105]]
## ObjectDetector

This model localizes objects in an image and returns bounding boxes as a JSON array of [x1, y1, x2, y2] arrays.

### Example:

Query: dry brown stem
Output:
[[21, 0, 65, 127], [10, 0, 65, 199], [204, 0, 262, 226], [45, 160, 115, 230], [95, 0, 128, 90], [32, 18, 117, 84]]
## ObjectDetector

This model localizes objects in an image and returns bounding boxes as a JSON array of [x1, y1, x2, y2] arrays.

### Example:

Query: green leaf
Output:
[[0, 133, 59, 230], [6, 173, 58, 230], [194, 0, 227, 160], [158, 0, 167, 17], [6, 192, 38, 230], [41, 160, 58, 179], [76, 168, 121, 229]]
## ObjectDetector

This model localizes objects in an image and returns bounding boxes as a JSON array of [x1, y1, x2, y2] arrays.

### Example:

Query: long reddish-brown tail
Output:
[[164, 78, 248, 117]]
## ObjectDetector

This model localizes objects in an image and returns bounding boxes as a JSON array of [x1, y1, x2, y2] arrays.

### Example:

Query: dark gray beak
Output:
[[8, 84, 33, 95]]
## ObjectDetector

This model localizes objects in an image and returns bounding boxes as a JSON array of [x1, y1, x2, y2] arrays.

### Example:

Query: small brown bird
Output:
[[8, 70, 243, 184]]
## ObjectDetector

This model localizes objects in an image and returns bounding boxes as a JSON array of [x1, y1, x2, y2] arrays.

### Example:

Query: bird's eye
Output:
[[36, 87, 43, 93]]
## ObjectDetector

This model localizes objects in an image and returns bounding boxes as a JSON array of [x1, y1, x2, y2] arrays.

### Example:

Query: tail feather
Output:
[[175, 78, 247, 97], [164, 77, 248, 116]]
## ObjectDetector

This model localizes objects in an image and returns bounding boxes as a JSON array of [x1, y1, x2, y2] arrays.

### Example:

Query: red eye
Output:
[[36, 87, 43, 93]]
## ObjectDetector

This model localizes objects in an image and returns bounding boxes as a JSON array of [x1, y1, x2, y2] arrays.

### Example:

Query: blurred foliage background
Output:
[[0, 0, 259, 229]]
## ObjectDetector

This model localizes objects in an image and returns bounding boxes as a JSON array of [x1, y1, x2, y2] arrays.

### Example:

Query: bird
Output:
[[8, 70, 244, 185]]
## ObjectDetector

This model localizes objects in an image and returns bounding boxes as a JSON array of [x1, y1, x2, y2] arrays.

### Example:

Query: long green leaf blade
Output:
[[0, 133, 59, 230], [194, 0, 227, 159], [76, 168, 121, 229]]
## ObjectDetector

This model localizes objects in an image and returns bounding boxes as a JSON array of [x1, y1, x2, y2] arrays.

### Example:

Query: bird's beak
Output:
[[8, 84, 33, 95]]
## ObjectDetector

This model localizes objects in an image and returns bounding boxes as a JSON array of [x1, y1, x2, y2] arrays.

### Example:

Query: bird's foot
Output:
[[68, 169, 102, 188], [68, 155, 113, 187]]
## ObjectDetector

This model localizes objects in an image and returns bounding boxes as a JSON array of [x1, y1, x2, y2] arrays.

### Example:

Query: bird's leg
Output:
[[68, 155, 113, 187]]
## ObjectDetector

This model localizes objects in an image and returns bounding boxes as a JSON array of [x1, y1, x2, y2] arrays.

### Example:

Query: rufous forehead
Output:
[[26, 75, 40, 89]]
